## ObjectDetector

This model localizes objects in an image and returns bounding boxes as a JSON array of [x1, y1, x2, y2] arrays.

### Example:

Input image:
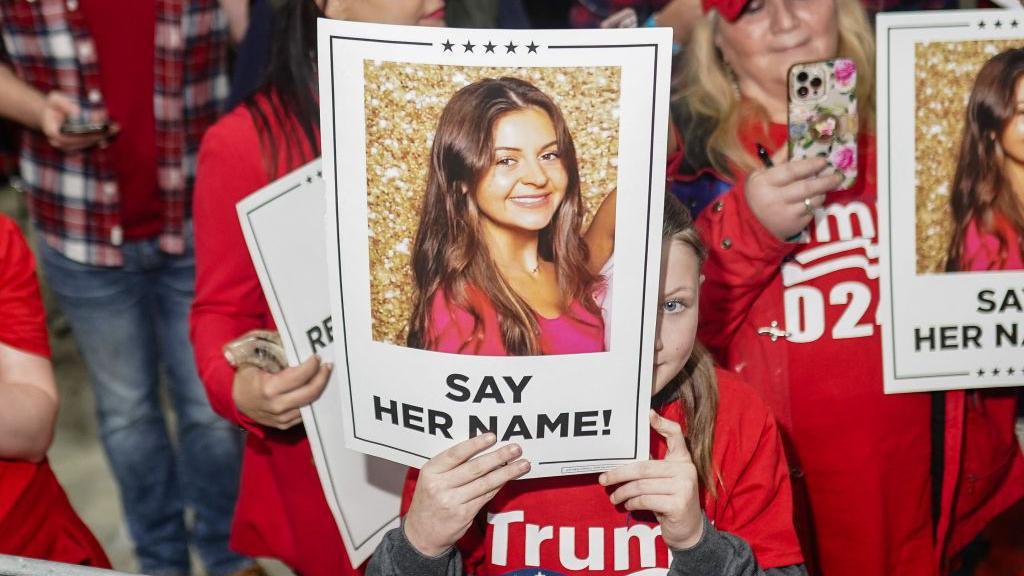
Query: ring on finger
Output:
[[803, 197, 815, 216]]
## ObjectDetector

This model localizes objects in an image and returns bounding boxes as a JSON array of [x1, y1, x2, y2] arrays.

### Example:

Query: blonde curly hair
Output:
[[673, 0, 875, 178]]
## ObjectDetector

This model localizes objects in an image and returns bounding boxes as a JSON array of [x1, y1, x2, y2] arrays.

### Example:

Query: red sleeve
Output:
[[0, 215, 50, 358], [189, 108, 275, 435], [695, 181, 791, 357], [712, 369, 803, 568], [0, 460, 111, 567]]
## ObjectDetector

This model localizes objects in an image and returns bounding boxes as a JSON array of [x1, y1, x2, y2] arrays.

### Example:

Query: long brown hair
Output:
[[946, 48, 1024, 271], [654, 194, 719, 495], [244, 0, 322, 179], [406, 77, 599, 355]]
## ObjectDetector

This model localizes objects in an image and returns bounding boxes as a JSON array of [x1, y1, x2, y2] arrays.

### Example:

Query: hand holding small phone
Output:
[[60, 120, 111, 136], [745, 153, 841, 241], [39, 91, 117, 151], [787, 58, 858, 190]]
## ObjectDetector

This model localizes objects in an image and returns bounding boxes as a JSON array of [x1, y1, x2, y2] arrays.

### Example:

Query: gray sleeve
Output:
[[668, 515, 807, 576], [365, 524, 466, 576]]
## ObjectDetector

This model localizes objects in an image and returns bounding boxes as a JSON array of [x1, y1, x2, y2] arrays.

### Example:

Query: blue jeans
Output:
[[39, 231, 248, 576]]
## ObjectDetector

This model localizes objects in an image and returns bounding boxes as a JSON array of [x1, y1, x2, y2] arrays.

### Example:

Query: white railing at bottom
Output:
[[0, 555, 147, 576]]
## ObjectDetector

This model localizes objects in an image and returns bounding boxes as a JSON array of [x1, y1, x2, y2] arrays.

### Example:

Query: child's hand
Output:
[[744, 154, 842, 241], [599, 410, 703, 550], [404, 433, 531, 557]]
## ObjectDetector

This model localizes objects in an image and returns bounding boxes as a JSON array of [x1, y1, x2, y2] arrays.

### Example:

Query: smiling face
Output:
[[1000, 75, 1024, 170], [652, 239, 701, 397], [715, 0, 839, 105], [472, 107, 569, 235], [322, 0, 445, 26]]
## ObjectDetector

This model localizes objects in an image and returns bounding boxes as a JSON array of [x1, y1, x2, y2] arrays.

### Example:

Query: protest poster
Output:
[[236, 161, 406, 566], [317, 20, 672, 477], [877, 10, 1024, 393]]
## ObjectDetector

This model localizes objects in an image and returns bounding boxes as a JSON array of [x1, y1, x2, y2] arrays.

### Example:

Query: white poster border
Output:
[[318, 20, 672, 477], [877, 9, 1024, 393]]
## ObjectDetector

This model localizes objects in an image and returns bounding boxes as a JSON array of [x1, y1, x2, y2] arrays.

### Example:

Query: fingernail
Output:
[[484, 433, 497, 443], [323, 362, 334, 371], [509, 444, 521, 456], [598, 473, 607, 485], [517, 459, 531, 471]]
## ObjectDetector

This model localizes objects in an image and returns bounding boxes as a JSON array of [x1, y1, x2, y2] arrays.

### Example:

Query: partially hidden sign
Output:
[[237, 161, 405, 567]]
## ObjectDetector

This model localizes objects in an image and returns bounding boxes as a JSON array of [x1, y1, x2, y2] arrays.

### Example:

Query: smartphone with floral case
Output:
[[788, 58, 858, 190]]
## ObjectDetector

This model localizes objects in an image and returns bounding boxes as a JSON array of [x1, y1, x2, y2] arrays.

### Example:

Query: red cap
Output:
[[702, 0, 749, 21]]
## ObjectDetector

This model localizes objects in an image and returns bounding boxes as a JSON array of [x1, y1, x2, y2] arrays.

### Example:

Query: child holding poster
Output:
[[406, 77, 606, 356], [189, 1, 443, 575], [367, 195, 806, 575]]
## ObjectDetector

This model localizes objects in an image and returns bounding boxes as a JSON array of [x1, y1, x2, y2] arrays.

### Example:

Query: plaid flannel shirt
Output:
[[0, 0, 228, 266]]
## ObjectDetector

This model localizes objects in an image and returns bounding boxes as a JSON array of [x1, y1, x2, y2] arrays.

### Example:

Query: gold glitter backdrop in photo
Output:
[[364, 63, 621, 344], [915, 40, 1022, 274]]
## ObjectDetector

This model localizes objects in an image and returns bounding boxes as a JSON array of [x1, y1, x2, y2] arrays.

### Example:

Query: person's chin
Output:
[[650, 369, 669, 397], [782, 47, 833, 70], [510, 219, 553, 232]]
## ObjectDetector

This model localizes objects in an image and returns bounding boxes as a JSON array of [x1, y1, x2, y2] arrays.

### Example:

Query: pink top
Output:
[[428, 287, 605, 355], [961, 215, 1024, 271]]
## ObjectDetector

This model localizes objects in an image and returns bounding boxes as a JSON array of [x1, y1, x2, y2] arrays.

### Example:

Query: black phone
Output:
[[60, 120, 111, 135]]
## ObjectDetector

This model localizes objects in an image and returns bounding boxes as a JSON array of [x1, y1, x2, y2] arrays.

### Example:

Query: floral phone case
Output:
[[788, 58, 858, 190]]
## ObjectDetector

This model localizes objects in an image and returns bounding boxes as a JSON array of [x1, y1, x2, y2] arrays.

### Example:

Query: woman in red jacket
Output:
[[189, 1, 443, 575], [0, 214, 109, 567], [669, 0, 1024, 574]]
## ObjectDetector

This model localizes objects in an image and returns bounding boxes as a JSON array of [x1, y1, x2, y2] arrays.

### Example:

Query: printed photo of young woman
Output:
[[913, 41, 1024, 273], [364, 65, 621, 354], [945, 47, 1024, 273]]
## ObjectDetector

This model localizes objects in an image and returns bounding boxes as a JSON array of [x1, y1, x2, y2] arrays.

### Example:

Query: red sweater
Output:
[[80, 0, 161, 240], [400, 368, 804, 574], [689, 123, 1024, 574], [0, 215, 109, 567], [190, 98, 360, 576]]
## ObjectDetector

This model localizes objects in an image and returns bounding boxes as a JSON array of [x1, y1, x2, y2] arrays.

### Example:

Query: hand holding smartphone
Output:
[[59, 119, 111, 136], [787, 58, 858, 190]]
